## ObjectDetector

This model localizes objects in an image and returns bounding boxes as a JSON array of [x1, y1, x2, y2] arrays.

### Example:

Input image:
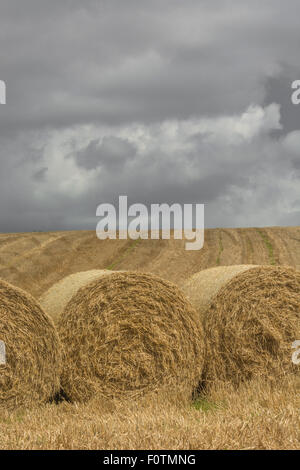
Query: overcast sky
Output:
[[0, 0, 300, 232]]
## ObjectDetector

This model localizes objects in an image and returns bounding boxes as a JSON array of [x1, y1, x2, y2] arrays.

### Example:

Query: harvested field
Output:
[[57, 271, 205, 402], [0, 375, 299, 449], [0, 279, 62, 410], [0, 226, 300, 297], [0, 227, 300, 449]]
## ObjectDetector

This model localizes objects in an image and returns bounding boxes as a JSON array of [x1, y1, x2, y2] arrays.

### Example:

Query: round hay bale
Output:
[[57, 271, 205, 402], [185, 265, 300, 387], [39, 269, 113, 323], [182, 265, 258, 321], [0, 279, 62, 409]]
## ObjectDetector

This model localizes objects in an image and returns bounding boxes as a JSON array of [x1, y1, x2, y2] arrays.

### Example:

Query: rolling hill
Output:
[[0, 226, 299, 298]]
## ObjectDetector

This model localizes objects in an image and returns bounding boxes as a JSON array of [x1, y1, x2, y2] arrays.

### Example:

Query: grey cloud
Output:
[[32, 167, 48, 181], [1, 1, 300, 232], [73, 136, 137, 170], [0, 0, 299, 136]]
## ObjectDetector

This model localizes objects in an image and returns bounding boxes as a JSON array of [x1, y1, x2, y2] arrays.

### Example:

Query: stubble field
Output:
[[0, 226, 299, 449]]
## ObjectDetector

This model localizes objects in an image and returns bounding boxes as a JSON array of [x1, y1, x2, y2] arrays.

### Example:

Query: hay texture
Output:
[[185, 265, 300, 387], [57, 271, 204, 402], [182, 265, 258, 321], [0, 279, 62, 409], [40, 269, 113, 323]]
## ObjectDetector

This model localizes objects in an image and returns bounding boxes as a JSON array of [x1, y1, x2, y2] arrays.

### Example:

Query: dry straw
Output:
[[182, 265, 257, 321], [40, 269, 113, 323], [0, 279, 62, 409], [184, 265, 300, 387], [57, 271, 205, 402]]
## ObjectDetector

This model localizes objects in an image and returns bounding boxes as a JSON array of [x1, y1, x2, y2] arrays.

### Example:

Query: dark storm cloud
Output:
[[1, 0, 300, 232], [72, 136, 137, 170], [32, 167, 48, 182], [2, 0, 299, 134]]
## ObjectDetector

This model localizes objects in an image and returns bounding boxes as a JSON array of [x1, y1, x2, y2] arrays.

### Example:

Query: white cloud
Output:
[[282, 130, 300, 155]]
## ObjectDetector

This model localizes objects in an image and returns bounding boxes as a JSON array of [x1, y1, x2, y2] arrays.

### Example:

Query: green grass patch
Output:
[[257, 229, 276, 265], [216, 232, 224, 265], [192, 397, 225, 413]]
